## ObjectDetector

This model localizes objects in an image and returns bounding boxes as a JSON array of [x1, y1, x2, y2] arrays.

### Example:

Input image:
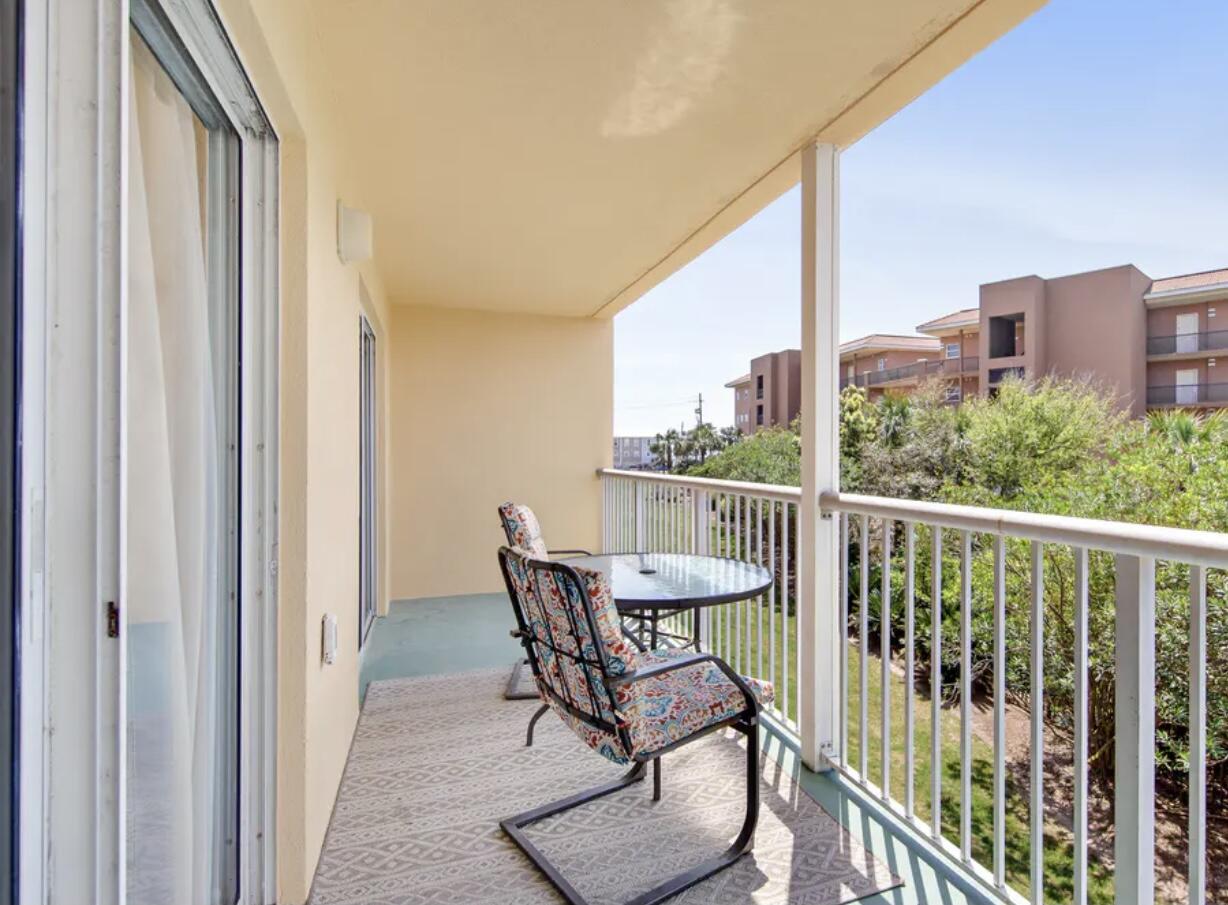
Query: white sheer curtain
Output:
[[126, 32, 229, 905]]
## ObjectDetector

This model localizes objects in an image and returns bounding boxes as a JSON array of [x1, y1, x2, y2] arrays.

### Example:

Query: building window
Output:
[[877, 357, 886, 371], [945, 385, 962, 403], [756, 374, 764, 399], [756, 405, 764, 426], [945, 343, 960, 359]]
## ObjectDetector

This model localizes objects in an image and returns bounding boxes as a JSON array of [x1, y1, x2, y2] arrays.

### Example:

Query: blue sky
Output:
[[613, 0, 1228, 435]]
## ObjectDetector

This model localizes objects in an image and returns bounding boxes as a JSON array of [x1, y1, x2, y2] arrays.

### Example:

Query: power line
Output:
[[615, 396, 699, 411]]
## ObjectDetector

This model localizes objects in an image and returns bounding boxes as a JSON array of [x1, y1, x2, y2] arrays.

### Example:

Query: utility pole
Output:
[[694, 392, 703, 427]]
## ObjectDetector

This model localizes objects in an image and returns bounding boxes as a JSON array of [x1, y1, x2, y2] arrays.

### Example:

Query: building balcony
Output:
[[1147, 382, 1228, 407], [313, 469, 1228, 905], [23, 3, 1217, 904], [1146, 329, 1228, 359], [841, 356, 980, 390]]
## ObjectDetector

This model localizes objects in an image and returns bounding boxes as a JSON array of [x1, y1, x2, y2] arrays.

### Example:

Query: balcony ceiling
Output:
[[312, 0, 1042, 317]]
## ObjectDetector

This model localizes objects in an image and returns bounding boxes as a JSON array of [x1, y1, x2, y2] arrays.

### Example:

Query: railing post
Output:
[[1114, 554, 1155, 905], [694, 490, 711, 647], [600, 474, 609, 553], [634, 479, 645, 552], [799, 141, 841, 771]]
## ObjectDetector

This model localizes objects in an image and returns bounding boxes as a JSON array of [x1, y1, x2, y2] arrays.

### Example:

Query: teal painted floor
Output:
[[359, 595, 995, 905]]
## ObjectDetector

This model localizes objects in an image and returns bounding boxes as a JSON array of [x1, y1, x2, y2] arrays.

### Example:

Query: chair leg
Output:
[[525, 703, 549, 747], [504, 657, 539, 700], [501, 763, 648, 904], [652, 758, 661, 801], [500, 719, 760, 905]]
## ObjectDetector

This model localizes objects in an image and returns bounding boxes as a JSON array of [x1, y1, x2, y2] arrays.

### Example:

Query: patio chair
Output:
[[497, 545, 771, 905], [498, 502, 593, 702]]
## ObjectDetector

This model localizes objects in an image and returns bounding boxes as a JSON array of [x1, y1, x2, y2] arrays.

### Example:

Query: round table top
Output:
[[560, 553, 772, 610]]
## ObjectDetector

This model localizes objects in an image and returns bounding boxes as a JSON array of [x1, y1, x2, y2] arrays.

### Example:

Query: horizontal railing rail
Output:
[[840, 357, 976, 391], [824, 490, 1228, 568], [1146, 329, 1228, 356], [1147, 382, 1228, 406], [599, 468, 1221, 905]]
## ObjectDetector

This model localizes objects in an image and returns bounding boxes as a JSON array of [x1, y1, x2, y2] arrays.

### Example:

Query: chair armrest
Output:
[[609, 652, 760, 716], [547, 548, 592, 558]]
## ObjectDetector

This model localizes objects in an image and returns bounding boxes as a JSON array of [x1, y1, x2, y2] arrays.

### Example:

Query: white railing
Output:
[[599, 468, 1225, 905], [600, 469, 802, 730]]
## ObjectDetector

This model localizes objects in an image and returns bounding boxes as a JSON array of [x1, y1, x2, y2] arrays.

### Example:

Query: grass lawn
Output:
[[686, 601, 1116, 904]]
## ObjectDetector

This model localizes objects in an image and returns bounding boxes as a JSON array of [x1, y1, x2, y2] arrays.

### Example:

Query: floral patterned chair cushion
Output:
[[498, 502, 549, 559], [502, 546, 773, 765], [502, 549, 642, 763], [627, 649, 774, 757]]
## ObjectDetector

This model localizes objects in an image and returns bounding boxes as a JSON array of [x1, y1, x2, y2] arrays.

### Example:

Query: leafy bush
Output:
[[699, 375, 1228, 794]]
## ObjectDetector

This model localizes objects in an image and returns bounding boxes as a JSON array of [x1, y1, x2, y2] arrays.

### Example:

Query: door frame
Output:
[[1, 0, 20, 902], [19, 0, 279, 902], [358, 313, 377, 647]]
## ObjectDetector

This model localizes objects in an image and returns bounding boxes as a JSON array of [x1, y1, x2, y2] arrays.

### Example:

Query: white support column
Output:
[[799, 141, 841, 771], [1114, 554, 1156, 905]]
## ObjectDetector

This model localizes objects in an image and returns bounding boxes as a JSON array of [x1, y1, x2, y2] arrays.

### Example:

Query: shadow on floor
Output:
[[359, 593, 998, 905]]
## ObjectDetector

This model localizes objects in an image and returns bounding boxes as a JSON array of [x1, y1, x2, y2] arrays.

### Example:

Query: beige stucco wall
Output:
[[387, 305, 613, 600]]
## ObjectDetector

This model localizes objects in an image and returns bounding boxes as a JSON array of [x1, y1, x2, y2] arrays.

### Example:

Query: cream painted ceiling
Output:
[[310, 0, 1040, 317]]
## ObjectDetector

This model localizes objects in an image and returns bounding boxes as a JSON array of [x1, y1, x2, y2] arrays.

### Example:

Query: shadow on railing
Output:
[[599, 468, 1226, 905]]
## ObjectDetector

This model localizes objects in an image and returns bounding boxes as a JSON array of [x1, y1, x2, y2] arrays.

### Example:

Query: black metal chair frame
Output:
[[502, 543, 591, 702], [494, 506, 648, 739], [498, 547, 761, 905]]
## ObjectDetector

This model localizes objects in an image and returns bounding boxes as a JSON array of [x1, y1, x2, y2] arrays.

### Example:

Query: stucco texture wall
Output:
[[387, 305, 613, 600], [1044, 265, 1150, 417]]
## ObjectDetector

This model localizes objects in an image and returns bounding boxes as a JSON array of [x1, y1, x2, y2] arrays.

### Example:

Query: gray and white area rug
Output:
[[310, 669, 901, 905]]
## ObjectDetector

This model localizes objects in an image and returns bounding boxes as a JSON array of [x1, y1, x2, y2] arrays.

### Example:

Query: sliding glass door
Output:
[[125, 20, 240, 905], [23, 0, 276, 898], [359, 316, 377, 646]]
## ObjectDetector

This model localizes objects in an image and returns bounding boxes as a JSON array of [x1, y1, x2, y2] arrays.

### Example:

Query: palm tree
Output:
[[689, 422, 719, 463], [718, 425, 742, 448], [1147, 408, 1226, 446], [648, 431, 674, 471], [878, 395, 911, 448], [674, 435, 697, 471]]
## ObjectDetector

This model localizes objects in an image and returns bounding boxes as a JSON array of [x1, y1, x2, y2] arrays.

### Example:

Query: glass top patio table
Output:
[[560, 552, 772, 611]]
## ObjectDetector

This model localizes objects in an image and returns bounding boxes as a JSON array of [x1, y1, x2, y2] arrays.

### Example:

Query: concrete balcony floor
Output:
[[345, 595, 1000, 905]]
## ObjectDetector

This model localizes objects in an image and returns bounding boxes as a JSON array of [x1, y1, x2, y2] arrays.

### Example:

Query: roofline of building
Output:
[[916, 310, 979, 335], [839, 334, 941, 356], [724, 373, 752, 388], [1144, 281, 1228, 308]]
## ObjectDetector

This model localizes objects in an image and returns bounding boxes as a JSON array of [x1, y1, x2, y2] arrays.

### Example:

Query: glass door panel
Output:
[[359, 316, 377, 645], [125, 26, 239, 905]]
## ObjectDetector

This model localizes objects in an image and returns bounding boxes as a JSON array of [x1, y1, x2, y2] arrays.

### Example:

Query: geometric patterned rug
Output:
[[309, 669, 901, 905]]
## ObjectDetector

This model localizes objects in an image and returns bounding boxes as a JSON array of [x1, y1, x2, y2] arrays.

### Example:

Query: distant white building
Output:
[[613, 436, 657, 470]]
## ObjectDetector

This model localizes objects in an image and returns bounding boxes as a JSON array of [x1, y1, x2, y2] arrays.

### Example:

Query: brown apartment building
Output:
[[726, 349, 802, 434], [830, 264, 1228, 417]]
